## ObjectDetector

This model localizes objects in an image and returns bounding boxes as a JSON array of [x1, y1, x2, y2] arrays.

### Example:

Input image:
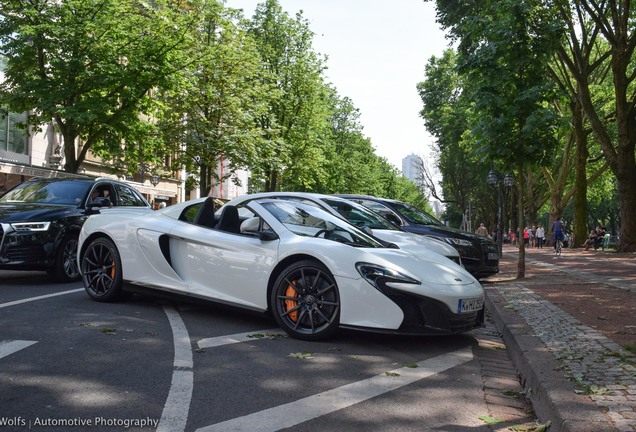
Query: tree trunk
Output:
[[615, 147, 636, 251], [516, 162, 525, 279], [572, 97, 588, 248], [568, 9, 636, 252]]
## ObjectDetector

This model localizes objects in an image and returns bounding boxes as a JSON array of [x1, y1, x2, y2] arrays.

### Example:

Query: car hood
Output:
[[408, 222, 494, 243], [0, 203, 77, 222], [372, 229, 460, 258], [359, 247, 478, 287]]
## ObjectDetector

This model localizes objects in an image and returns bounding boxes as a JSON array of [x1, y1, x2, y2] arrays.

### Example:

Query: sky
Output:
[[228, 0, 451, 171]]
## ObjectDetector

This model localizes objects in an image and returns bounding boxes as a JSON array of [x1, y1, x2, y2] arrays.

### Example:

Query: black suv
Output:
[[0, 177, 151, 281], [337, 195, 499, 279]]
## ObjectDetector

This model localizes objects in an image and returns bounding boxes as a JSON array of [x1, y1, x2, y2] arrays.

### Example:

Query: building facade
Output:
[[0, 112, 183, 204], [1, 77, 248, 202], [401, 153, 422, 182]]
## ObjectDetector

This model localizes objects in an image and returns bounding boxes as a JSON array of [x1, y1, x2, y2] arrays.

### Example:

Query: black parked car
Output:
[[0, 176, 151, 281], [337, 195, 499, 279]]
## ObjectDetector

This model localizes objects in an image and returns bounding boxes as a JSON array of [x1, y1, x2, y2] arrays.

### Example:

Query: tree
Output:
[[158, 3, 270, 197], [429, 0, 562, 277], [0, 0, 199, 173], [418, 49, 494, 229], [246, 0, 330, 192], [551, 0, 636, 252]]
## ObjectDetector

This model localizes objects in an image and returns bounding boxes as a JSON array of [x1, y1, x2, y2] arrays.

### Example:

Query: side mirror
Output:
[[240, 217, 278, 241], [257, 230, 278, 241], [86, 197, 112, 211]]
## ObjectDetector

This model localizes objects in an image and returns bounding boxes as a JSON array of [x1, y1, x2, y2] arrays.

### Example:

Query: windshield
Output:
[[322, 198, 399, 231], [260, 201, 385, 248], [0, 179, 91, 205], [391, 201, 442, 226]]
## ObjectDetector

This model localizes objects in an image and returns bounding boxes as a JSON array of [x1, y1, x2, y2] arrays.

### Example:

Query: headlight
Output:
[[9, 222, 51, 232], [443, 237, 473, 247], [355, 262, 420, 288]]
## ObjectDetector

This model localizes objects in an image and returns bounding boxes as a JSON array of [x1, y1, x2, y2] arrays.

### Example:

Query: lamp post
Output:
[[487, 170, 514, 257]]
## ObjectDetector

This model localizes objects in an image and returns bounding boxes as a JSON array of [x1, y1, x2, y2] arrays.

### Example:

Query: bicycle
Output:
[[555, 237, 563, 256]]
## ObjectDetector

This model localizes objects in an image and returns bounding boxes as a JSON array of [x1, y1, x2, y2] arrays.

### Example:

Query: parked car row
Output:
[[2, 177, 495, 340], [338, 195, 500, 279]]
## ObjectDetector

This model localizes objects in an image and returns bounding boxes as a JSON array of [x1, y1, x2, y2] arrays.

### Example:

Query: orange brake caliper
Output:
[[285, 282, 299, 322]]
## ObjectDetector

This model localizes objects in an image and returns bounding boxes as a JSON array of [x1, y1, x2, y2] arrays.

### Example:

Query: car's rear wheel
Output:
[[51, 233, 81, 282], [271, 260, 340, 340], [81, 237, 124, 302]]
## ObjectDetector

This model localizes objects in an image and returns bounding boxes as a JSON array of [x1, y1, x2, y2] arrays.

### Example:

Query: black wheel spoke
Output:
[[315, 282, 335, 297], [281, 303, 302, 318], [313, 307, 333, 325]]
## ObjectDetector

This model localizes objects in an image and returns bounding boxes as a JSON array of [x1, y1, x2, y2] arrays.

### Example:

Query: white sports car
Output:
[[78, 197, 484, 340]]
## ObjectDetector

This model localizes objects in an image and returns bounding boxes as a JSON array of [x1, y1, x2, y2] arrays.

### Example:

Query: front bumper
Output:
[[384, 286, 484, 335], [456, 242, 500, 279], [342, 279, 484, 336], [0, 226, 53, 270]]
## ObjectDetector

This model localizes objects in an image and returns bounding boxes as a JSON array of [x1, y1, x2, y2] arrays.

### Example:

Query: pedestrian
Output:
[[536, 224, 545, 248], [552, 217, 565, 251], [523, 227, 530, 246], [476, 223, 489, 237], [530, 225, 536, 247]]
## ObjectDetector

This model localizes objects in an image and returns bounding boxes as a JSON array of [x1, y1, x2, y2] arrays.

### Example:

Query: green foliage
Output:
[[157, 2, 270, 195], [246, 0, 331, 192], [0, 0, 432, 210], [0, 0, 201, 173], [418, 49, 492, 225]]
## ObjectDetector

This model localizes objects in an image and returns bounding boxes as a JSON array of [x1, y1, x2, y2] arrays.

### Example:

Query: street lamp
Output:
[[487, 170, 514, 257], [150, 174, 160, 187]]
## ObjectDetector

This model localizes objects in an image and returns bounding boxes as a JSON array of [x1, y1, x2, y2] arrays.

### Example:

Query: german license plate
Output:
[[488, 252, 499, 260], [458, 297, 484, 313]]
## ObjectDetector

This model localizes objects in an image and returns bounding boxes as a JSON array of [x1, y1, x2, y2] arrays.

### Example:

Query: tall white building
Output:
[[401, 153, 422, 182]]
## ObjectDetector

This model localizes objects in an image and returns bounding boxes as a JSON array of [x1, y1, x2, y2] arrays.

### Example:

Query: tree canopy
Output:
[[0, 0, 430, 210]]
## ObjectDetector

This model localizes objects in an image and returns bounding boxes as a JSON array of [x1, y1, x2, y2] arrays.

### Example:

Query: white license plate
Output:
[[458, 297, 484, 313], [488, 252, 499, 260]]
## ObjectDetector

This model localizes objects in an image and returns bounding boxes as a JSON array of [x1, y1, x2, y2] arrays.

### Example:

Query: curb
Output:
[[484, 286, 618, 432]]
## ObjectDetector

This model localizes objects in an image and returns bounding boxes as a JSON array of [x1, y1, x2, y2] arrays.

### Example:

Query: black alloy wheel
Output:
[[271, 260, 340, 340], [81, 237, 124, 302], [52, 233, 81, 282]]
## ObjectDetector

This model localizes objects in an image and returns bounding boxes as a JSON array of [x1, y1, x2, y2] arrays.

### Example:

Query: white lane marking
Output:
[[156, 305, 194, 432], [0, 288, 84, 309], [196, 347, 473, 432], [0, 340, 38, 360], [198, 329, 285, 349]]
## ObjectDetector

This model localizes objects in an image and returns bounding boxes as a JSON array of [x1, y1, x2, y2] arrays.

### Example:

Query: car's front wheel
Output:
[[51, 233, 81, 282], [271, 260, 340, 340], [81, 237, 124, 302]]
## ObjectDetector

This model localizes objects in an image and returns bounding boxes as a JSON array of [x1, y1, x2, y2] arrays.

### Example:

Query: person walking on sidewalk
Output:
[[536, 224, 545, 248], [523, 227, 530, 246], [476, 223, 489, 237]]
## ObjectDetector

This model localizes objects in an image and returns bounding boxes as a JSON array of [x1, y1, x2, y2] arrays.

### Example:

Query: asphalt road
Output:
[[1, 270, 532, 432]]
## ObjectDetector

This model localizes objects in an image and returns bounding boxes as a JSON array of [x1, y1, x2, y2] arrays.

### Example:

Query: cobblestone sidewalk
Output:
[[489, 282, 636, 431]]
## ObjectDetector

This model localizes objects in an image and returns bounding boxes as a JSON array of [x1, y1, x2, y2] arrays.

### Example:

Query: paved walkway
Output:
[[482, 245, 636, 432]]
